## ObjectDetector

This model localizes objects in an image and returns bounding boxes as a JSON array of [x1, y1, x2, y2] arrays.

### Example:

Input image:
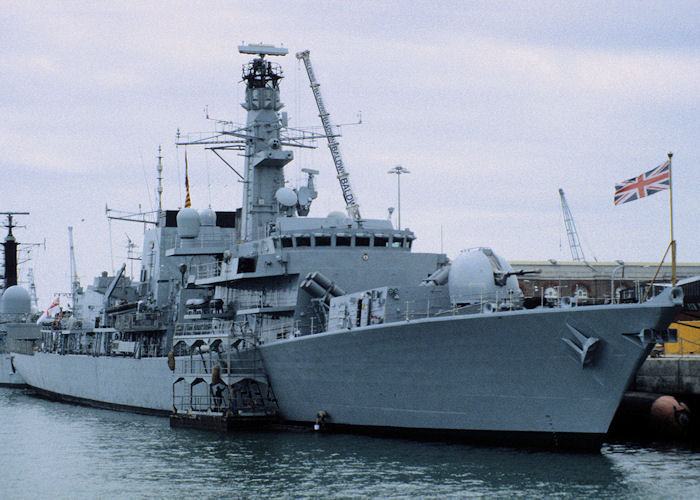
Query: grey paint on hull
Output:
[[13, 352, 173, 411], [259, 301, 677, 435], [12, 293, 678, 443], [0, 353, 24, 387]]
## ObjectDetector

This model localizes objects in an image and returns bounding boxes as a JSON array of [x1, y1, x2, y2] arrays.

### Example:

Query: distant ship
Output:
[[1, 212, 41, 387], [13, 44, 683, 448]]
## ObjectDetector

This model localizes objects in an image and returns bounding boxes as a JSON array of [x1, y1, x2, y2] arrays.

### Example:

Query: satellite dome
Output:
[[326, 210, 350, 227], [176, 207, 201, 238], [199, 208, 217, 227], [275, 187, 298, 207], [0, 285, 32, 314]]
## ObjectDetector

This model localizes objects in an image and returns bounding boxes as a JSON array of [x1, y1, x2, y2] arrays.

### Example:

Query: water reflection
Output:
[[2, 388, 699, 499]]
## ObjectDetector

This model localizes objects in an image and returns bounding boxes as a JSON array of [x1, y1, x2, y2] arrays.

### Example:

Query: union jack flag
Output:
[[614, 161, 670, 205]]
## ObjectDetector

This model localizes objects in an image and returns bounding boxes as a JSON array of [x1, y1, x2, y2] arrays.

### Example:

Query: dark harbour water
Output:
[[2, 388, 699, 499]]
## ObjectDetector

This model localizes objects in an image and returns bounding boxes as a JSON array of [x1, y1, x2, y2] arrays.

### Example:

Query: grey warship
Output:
[[13, 44, 683, 448], [1, 212, 40, 387]]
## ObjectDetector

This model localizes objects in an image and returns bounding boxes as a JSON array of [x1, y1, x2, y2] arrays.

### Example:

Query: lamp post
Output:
[[610, 262, 625, 304], [388, 165, 410, 229]]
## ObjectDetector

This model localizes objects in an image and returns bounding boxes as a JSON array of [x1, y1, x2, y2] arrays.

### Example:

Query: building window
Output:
[[574, 285, 588, 299]]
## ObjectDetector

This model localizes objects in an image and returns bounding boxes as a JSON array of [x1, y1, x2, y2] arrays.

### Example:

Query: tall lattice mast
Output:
[[558, 188, 586, 262]]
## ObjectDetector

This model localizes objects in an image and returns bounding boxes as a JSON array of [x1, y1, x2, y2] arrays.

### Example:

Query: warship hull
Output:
[[14, 297, 678, 445], [12, 352, 172, 415], [258, 301, 677, 445], [0, 353, 25, 387]]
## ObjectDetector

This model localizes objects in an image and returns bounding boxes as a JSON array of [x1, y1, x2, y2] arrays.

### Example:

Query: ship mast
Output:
[[175, 44, 337, 239], [1, 212, 29, 289], [238, 43, 293, 240]]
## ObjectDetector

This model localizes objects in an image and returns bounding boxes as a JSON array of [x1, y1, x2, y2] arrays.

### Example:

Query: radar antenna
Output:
[[296, 50, 361, 220], [558, 188, 586, 262]]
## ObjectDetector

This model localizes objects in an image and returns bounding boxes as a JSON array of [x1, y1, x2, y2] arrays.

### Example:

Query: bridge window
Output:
[[314, 235, 331, 246], [281, 237, 293, 248], [336, 235, 351, 246], [356, 236, 370, 246], [374, 236, 389, 247], [295, 236, 311, 247]]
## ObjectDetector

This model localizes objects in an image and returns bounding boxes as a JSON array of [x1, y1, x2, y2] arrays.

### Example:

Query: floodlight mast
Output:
[[296, 50, 361, 220]]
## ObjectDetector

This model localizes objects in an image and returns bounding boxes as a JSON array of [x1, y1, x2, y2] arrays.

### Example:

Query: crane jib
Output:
[[297, 50, 361, 219]]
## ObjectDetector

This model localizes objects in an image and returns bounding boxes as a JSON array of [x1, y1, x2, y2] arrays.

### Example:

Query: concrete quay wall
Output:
[[635, 355, 700, 395]]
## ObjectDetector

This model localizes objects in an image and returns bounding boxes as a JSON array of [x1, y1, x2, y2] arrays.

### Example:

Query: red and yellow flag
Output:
[[184, 151, 192, 208]]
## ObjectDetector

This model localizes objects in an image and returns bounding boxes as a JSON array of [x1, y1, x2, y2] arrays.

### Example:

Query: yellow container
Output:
[[664, 320, 700, 355]]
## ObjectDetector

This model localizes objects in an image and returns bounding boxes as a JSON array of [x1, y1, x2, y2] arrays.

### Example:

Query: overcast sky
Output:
[[2, 1, 699, 305]]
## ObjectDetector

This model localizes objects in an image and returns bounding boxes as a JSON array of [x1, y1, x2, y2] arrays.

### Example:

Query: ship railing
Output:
[[255, 319, 296, 341], [171, 394, 274, 415], [235, 289, 297, 309], [173, 317, 296, 343], [174, 320, 236, 337], [175, 357, 263, 376], [263, 290, 297, 308], [172, 395, 216, 413], [114, 312, 162, 331], [194, 261, 222, 279], [140, 343, 161, 358], [175, 234, 235, 249]]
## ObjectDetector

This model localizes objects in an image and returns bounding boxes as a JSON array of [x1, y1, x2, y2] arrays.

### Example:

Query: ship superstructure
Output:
[[13, 44, 684, 448], [1, 213, 41, 386]]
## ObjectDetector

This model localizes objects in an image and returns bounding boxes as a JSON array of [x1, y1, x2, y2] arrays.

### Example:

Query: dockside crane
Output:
[[296, 50, 362, 220], [68, 226, 81, 307], [558, 188, 587, 262]]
